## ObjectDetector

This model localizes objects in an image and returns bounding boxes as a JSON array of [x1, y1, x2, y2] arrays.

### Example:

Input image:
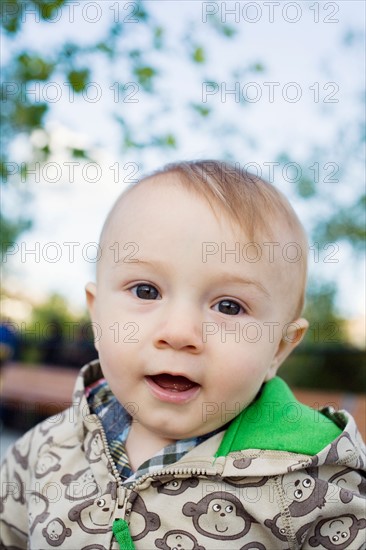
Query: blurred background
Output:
[[1, 1, 365, 446]]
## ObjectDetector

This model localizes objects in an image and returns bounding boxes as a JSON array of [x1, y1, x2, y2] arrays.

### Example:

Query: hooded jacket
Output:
[[1, 361, 365, 550]]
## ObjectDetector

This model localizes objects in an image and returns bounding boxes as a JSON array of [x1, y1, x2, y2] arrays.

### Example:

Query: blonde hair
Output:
[[101, 160, 308, 317]]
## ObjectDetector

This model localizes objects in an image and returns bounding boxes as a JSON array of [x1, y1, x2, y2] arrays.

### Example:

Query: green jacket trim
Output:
[[216, 376, 343, 457]]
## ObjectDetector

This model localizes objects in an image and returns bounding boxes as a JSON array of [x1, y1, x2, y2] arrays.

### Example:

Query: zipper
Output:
[[94, 416, 124, 488], [94, 415, 220, 549], [94, 415, 220, 490], [94, 416, 220, 502], [129, 464, 219, 490]]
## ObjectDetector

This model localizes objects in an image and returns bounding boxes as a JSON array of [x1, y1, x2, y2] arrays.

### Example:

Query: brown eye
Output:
[[132, 284, 159, 300], [216, 300, 242, 315]]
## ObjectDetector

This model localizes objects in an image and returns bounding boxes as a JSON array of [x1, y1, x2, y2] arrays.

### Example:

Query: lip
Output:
[[144, 375, 201, 404]]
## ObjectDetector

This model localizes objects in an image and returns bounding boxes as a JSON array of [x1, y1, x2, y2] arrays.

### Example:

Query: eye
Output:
[[302, 478, 312, 488], [341, 532, 348, 539], [130, 283, 160, 300], [212, 503, 221, 512], [332, 535, 339, 542], [97, 498, 106, 507], [225, 505, 234, 513], [294, 489, 303, 499], [214, 299, 243, 315]]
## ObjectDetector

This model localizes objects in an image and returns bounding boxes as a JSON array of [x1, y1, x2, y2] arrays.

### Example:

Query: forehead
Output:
[[106, 177, 293, 268], [102, 178, 292, 274], [101, 175, 302, 271], [101, 174, 235, 246], [102, 173, 294, 244]]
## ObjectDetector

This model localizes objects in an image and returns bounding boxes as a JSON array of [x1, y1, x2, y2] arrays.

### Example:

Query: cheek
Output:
[[207, 367, 260, 414], [207, 345, 275, 404], [209, 321, 278, 354], [96, 343, 135, 395], [210, 338, 275, 378]]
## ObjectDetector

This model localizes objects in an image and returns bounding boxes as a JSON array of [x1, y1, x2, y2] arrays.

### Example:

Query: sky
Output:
[[2, 0, 365, 321]]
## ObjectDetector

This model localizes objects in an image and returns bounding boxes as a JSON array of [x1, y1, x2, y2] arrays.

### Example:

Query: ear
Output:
[[265, 318, 308, 381], [85, 282, 99, 351], [85, 282, 97, 318]]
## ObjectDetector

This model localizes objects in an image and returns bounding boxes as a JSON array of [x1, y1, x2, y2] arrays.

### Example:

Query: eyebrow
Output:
[[211, 273, 270, 298], [115, 258, 270, 298]]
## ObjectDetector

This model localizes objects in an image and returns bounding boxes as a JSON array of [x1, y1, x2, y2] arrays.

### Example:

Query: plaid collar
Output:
[[86, 378, 225, 485]]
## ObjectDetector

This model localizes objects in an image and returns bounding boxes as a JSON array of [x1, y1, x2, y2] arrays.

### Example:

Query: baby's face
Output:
[[86, 175, 307, 440]]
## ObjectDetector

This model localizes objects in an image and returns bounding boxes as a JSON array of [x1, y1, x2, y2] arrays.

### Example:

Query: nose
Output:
[[153, 301, 203, 353]]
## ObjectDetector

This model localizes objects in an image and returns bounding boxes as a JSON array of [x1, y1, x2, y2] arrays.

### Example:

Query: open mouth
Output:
[[149, 373, 197, 392], [145, 373, 201, 403]]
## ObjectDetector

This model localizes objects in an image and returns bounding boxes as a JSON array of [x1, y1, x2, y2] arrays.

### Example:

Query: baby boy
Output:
[[1, 160, 365, 549]]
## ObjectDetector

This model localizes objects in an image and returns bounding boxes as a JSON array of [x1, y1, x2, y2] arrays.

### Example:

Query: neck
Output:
[[125, 422, 175, 472]]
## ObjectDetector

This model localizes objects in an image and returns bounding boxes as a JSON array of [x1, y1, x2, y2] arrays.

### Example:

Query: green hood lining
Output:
[[215, 377, 342, 457]]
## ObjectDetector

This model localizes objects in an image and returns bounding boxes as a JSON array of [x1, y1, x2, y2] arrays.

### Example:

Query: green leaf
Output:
[[133, 66, 157, 91], [153, 26, 164, 49], [1, 0, 21, 33], [165, 134, 176, 147], [192, 104, 211, 117], [20, 163, 28, 181], [71, 148, 87, 159], [96, 42, 114, 55], [67, 69, 90, 93], [221, 25, 236, 37], [251, 63, 265, 73], [17, 54, 55, 81], [35, 0, 66, 20], [0, 160, 11, 182], [123, 136, 143, 150], [152, 134, 176, 148], [193, 47, 205, 64], [14, 104, 48, 129], [1, 213, 32, 262], [296, 177, 316, 198], [134, 1, 148, 21], [205, 14, 236, 38]]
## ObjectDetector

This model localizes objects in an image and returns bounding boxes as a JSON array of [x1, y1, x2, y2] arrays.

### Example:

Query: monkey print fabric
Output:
[[1, 361, 365, 549]]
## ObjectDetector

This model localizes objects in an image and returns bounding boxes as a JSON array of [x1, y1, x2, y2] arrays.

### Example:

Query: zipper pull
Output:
[[117, 485, 127, 508], [113, 518, 135, 550]]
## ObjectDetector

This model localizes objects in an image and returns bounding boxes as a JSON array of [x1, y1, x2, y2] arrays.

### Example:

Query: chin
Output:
[[154, 426, 197, 441], [164, 426, 210, 441]]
